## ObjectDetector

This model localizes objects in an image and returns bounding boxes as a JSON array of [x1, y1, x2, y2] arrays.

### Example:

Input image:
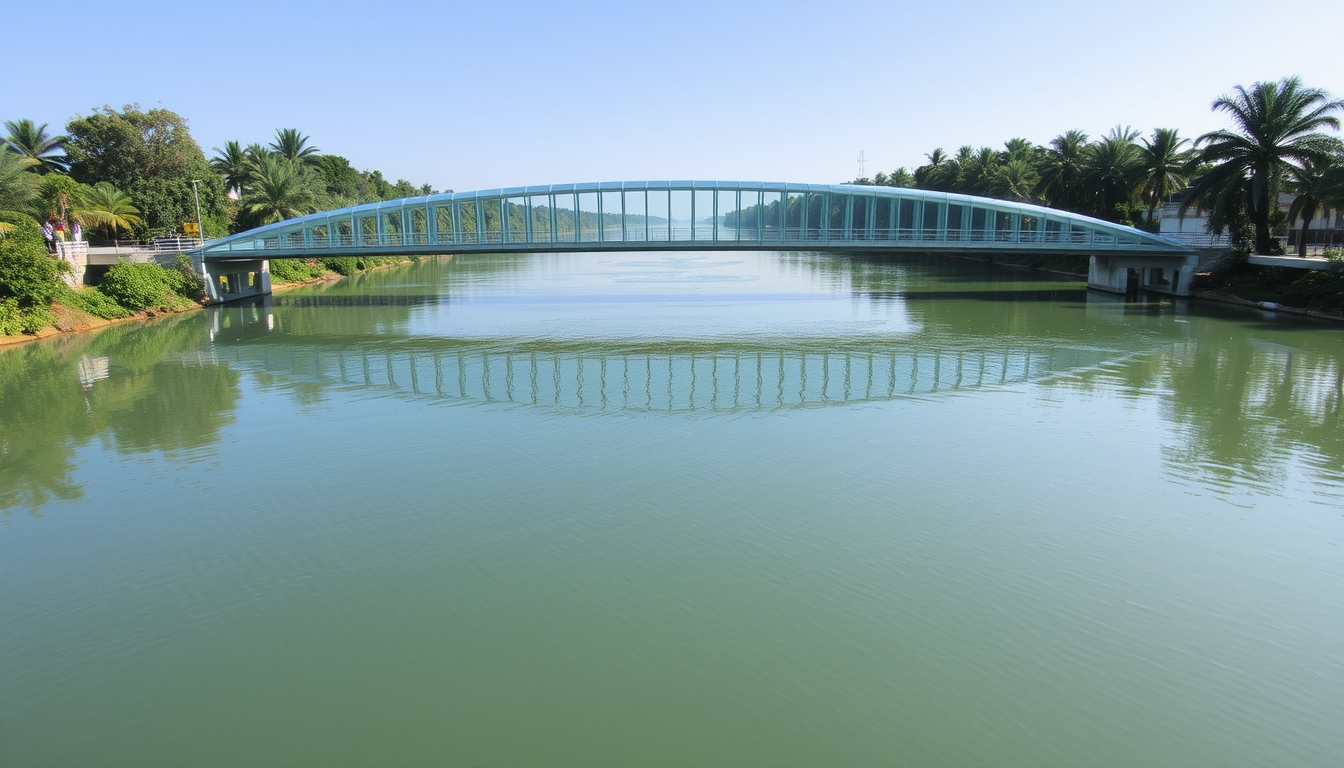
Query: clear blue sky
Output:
[[6, 0, 1342, 192]]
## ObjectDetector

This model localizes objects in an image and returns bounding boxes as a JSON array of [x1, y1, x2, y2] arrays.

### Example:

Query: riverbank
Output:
[[0, 257, 420, 349]]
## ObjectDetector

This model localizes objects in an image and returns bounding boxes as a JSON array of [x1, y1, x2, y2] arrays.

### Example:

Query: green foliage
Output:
[[0, 152, 40, 225], [56, 284, 130, 319], [3, 119, 68, 174], [321, 256, 360, 275], [97, 261, 191, 311], [78, 182, 141, 241], [1278, 269, 1344, 312], [0, 215, 65, 307], [168, 254, 206, 301], [241, 154, 320, 224], [64, 105, 228, 239], [269, 258, 328, 283]]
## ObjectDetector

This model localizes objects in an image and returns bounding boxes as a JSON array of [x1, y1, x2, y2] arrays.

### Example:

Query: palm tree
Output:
[[210, 141, 249, 197], [0, 152, 40, 234], [78, 183, 142, 248], [1186, 77, 1344, 254], [1083, 135, 1142, 221], [242, 154, 318, 224], [991, 158, 1040, 203], [3, 119, 68, 174], [1137, 128, 1197, 225], [269, 128, 320, 167], [1285, 151, 1342, 257], [1038, 130, 1089, 211]]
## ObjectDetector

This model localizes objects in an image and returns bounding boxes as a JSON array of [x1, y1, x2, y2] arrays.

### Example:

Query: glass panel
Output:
[[784, 191, 804, 240], [480, 200, 502, 243], [829, 194, 849, 237], [308, 224, 328, 247], [601, 190, 623, 242], [806, 193, 825, 240], [647, 190, 669, 241], [1020, 214, 1039, 242], [898, 198, 918, 240], [970, 207, 988, 242], [410, 208, 427, 245], [529, 196, 551, 242], [670, 190, 692, 241], [850, 196, 869, 240], [456, 202, 477, 243], [360, 216, 379, 246], [553, 193, 577, 242], [507, 197, 528, 243], [716, 190, 739, 240], [761, 191, 782, 241], [1044, 218, 1063, 243], [946, 204, 966, 240], [995, 211, 1014, 242], [385, 212, 403, 246], [578, 192, 599, 242], [334, 219, 353, 246], [734, 190, 759, 241], [873, 198, 892, 239], [623, 190, 645, 241], [921, 202, 941, 240], [693, 190, 715, 240], [435, 206, 453, 243]]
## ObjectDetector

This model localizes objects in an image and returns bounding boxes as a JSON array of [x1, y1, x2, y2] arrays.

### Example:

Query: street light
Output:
[[190, 179, 206, 277]]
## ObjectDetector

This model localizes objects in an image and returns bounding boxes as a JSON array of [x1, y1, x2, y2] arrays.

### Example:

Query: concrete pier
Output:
[[200, 259, 271, 304], [1088, 253, 1200, 297]]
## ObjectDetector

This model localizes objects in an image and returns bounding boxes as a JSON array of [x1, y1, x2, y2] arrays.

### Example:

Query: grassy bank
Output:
[[1196, 261, 1344, 317]]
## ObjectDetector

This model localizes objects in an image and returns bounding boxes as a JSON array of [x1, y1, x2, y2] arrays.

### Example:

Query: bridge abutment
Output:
[[200, 258, 271, 304], [1088, 253, 1198, 297]]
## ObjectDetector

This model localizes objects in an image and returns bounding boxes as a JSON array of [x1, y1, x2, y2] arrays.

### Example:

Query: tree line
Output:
[[852, 77, 1344, 256], [0, 104, 441, 244]]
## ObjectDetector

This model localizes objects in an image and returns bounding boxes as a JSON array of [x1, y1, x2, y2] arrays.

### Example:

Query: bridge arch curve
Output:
[[201, 181, 1186, 260]]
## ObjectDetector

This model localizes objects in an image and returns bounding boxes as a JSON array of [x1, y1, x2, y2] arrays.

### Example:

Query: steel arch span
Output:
[[196, 181, 1197, 301]]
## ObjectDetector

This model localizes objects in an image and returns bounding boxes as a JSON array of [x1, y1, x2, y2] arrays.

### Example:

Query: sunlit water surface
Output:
[[2, 252, 1342, 767]]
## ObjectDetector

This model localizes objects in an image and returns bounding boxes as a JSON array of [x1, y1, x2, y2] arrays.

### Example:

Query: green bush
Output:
[[0, 215, 66, 308], [1279, 270, 1344, 313], [0, 297, 22, 335], [98, 262, 186, 311], [320, 256, 360, 276], [19, 304, 53, 333], [269, 258, 327, 283], [56, 285, 131, 319], [168, 254, 206, 301]]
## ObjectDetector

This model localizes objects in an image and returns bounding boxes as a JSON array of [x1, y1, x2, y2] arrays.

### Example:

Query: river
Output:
[[2, 252, 1342, 766]]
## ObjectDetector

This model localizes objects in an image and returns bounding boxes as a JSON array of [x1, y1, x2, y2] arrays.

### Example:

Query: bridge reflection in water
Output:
[[203, 301, 1129, 413]]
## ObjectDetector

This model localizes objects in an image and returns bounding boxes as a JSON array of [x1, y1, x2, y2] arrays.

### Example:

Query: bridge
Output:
[[197, 181, 1196, 301]]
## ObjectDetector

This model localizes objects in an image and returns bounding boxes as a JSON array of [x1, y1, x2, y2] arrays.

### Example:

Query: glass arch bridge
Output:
[[197, 181, 1196, 299]]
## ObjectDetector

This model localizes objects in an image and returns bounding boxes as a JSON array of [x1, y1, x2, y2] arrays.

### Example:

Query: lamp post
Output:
[[190, 179, 206, 277]]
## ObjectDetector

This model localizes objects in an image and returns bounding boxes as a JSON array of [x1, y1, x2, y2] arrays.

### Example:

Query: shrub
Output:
[[320, 256, 360, 276], [56, 284, 131, 319], [0, 297, 22, 335], [269, 258, 327, 283], [0, 215, 66, 308], [99, 262, 181, 311], [168, 254, 206, 301]]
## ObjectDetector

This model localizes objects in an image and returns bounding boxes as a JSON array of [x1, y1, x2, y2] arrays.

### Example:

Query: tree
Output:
[[241, 154, 318, 224], [3, 119, 68, 174], [1083, 134, 1142, 222], [1186, 77, 1344, 254], [1285, 151, 1342, 257], [0, 216, 63, 308], [0, 153, 40, 234], [269, 128, 320, 167], [78, 183, 142, 244], [210, 140, 249, 197], [1037, 130, 1089, 211], [1137, 128, 1196, 225], [37, 174, 85, 231], [991, 158, 1040, 203], [65, 105, 227, 239]]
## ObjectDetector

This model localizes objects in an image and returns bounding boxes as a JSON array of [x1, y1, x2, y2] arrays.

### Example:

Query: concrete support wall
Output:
[[201, 259, 271, 304], [1088, 253, 1199, 297]]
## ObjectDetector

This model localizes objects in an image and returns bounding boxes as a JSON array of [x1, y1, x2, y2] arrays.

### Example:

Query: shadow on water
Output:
[[3, 253, 1344, 514]]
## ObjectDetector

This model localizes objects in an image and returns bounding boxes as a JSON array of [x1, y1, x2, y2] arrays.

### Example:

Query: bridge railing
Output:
[[205, 226, 1170, 254]]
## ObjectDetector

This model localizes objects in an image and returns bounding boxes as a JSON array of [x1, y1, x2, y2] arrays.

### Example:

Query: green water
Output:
[[2, 253, 1342, 767]]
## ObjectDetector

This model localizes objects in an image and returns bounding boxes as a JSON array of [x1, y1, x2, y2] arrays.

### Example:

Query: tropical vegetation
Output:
[[855, 77, 1344, 257]]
